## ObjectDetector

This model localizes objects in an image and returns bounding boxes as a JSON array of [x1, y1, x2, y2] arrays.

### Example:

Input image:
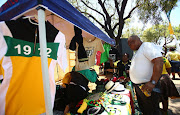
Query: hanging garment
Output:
[[75, 38, 104, 71], [96, 51, 101, 65], [0, 59, 3, 80], [0, 18, 68, 115], [69, 26, 88, 62], [100, 43, 111, 64]]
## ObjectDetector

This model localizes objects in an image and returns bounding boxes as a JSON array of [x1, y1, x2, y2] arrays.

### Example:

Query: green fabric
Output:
[[72, 67, 97, 83], [111, 99, 126, 105], [123, 71, 127, 78], [100, 43, 111, 64], [4, 36, 59, 60]]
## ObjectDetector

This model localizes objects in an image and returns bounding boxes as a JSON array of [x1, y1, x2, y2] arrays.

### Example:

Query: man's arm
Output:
[[150, 57, 164, 83], [142, 57, 163, 92], [166, 68, 171, 75]]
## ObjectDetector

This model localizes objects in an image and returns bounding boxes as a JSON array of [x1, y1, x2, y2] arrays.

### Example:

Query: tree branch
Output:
[[103, 0, 106, 4], [113, 22, 119, 31], [124, 4, 139, 20], [166, 38, 174, 44], [115, 0, 128, 39], [114, 0, 120, 16], [110, 11, 116, 18], [81, 0, 106, 20], [81, 12, 105, 29], [120, 0, 128, 17], [98, 0, 110, 21], [98, 0, 112, 30]]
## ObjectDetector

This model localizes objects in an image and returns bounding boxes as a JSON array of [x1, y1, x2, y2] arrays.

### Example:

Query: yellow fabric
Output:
[[77, 99, 88, 114], [114, 60, 120, 68], [5, 56, 52, 115], [0, 59, 3, 76], [126, 103, 132, 115], [166, 51, 180, 61], [62, 72, 72, 88], [168, 23, 174, 35], [162, 57, 171, 75], [0, 68, 2, 76]]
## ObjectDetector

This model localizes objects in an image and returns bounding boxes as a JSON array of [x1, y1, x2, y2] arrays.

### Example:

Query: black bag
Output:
[[53, 85, 66, 111]]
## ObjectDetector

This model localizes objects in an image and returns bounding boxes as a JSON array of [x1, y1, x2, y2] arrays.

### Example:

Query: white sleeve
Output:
[[0, 22, 8, 60], [143, 43, 162, 61], [173, 35, 180, 53], [55, 31, 68, 72], [0, 75, 3, 80]]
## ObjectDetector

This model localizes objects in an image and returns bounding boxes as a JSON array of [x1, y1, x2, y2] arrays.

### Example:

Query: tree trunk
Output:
[[115, 19, 125, 47]]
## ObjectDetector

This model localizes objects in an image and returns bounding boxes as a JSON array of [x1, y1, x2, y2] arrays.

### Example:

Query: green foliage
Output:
[[122, 19, 143, 38], [122, 27, 143, 38], [136, 0, 178, 24], [142, 27, 162, 43], [174, 24, 180, 40], [142, 24, 168, 43], [141, 23, 180, 45]]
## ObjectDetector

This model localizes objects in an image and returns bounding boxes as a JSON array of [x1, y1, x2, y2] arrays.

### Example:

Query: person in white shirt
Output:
[[128, 35, 163, 115]]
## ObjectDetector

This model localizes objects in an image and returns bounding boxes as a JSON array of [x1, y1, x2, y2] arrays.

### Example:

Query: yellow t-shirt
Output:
[[162, 57, 171, 74], [166, 51, 180, 61], [0, 20, 68, 115], [114, 60, 120, 68]]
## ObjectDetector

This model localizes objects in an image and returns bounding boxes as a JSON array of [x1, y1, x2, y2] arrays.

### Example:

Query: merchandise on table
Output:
[[99, 93, 131, 115]]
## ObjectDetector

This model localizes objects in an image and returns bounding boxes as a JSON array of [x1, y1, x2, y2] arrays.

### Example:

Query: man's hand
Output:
[[141, 82, 155, 93]]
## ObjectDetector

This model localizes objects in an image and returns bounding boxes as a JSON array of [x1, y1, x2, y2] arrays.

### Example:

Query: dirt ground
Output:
[[164, 75, 180, 115]]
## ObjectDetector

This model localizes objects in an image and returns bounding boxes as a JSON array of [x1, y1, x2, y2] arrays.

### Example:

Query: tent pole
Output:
[[37, 7, 53, 115]]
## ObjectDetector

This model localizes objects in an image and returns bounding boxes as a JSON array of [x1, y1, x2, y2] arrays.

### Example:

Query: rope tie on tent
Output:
[[23, 15, 38, 25], [33, 28, 38, 54]]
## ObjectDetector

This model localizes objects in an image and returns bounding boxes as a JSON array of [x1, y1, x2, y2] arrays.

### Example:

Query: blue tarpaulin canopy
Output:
[[0, 0, 115, 45], [0, 0, 115, 114]]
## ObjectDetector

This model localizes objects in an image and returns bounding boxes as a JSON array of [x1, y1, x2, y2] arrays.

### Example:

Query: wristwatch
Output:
[[151, 80, 156, 85]]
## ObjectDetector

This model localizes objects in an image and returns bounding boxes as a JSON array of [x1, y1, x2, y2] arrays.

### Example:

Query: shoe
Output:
[[172, 77, 175, 80]]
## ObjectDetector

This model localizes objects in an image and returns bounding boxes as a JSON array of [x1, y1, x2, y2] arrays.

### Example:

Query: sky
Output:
[[0, 0, 6, 8], [0, 0, 180, 27], [126, 0, 180, 29], [169, 0, 180, 27]]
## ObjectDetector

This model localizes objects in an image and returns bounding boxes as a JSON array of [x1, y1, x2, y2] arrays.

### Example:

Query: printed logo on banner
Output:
[[4, 36, 59, 60]]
